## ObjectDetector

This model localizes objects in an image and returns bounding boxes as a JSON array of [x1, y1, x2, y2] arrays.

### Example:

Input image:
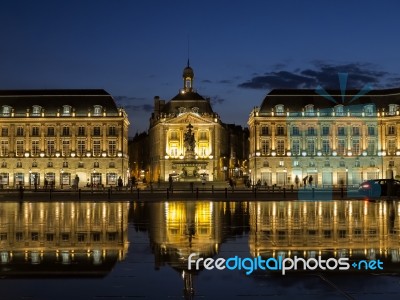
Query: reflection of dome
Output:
[[183, 65, 194, 78]]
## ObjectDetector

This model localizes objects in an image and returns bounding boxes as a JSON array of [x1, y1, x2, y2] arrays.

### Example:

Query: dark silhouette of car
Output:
[[358, 179, 400, 197]]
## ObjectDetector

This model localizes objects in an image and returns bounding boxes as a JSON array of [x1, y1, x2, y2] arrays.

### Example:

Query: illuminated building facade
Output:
[[0, 90, 129, 188], [148, 62, 247, 182], [248, 89, 400, 187]]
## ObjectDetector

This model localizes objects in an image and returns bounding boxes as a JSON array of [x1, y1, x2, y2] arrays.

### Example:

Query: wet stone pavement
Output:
[[1, 199, 400, 299]]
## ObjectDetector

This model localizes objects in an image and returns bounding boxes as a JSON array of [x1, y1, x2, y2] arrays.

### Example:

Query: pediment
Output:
[[165, 112, 214, 125]]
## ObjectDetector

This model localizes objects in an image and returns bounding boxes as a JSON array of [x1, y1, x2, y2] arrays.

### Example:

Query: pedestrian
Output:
[[44, 178, 48, 191], [118, 176, 123, 191], [295, 175, 300, 189], [303, 176, 308, 188], [308, 175, 313, 187], [75, 175, 80, 190], [169, 174, 173, 190]]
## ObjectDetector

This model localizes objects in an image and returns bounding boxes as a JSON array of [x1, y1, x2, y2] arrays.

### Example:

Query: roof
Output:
[[0, 89, 120, 116], [259, 88, 400, 113], [160, 91, 214, 115]]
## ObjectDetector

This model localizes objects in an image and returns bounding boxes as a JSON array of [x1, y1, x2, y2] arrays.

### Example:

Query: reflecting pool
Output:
[[1, 200, 400, 299]]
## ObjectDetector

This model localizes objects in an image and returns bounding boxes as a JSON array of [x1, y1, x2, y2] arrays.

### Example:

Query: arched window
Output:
[[305, 104, 314, 116], [335, 105, 344, 116], [93, 105, 102, 116], [364, 105, 374, 116], [62, 105, 72, 116], [388, 104, 399, 115], [32, 105, 42, 116], [275, 104, 285, 116], [2, 106, 11, 117]]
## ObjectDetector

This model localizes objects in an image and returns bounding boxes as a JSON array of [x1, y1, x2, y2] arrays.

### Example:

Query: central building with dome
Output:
[[147, 62, 247, 183]]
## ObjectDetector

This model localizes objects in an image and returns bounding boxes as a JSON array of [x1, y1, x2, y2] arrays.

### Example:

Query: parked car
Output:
[[358, 179, 400, 197]]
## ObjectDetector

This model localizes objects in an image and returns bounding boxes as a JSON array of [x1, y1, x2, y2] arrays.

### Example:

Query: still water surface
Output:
[[1, 199, 400, 299]]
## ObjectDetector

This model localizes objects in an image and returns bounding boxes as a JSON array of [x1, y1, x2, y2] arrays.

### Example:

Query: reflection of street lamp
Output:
[[345, 168, 348, 188], [61, 168, 64, 189]]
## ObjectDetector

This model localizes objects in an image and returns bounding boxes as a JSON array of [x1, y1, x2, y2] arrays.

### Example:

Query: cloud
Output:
[[238, 62, 397, 90], [201, 79, 212, 83], [218, 79, 232, 84], [210, 95, 226, 106], [123, 104, 153, 112], [114, 95, 153, 112]]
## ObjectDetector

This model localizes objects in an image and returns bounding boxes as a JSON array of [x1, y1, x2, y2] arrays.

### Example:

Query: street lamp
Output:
[[29, 169, 32, 190], [60, 168, 64, 189], [255, 151, 260, 186], [284, 168, 287, 187], [345, 168, 348, 189]]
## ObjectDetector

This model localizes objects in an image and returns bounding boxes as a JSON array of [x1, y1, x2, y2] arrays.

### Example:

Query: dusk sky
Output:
[[1, 0, 400, 135]]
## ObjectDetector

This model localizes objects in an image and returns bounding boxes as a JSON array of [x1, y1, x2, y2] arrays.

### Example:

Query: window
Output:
[[352, 127, 360, 136], [32, 105, 42, 116], [198, 131, 207, 140], [62, 140, 70, 156], [324, 159, 330, 167], [47, 140, 55, 156], [276, 125, 285, 136], [352, 140, 360, 156], [337, 139, 345, 156], [78, 126, 85, 136], [307, 126, 315, 136], [47, 161, 53, 168], [1, 161, 7, 168], [108, 141, 116, 156], [388, 140, 396, 155], [108, 126, 117, 136], [322, 140, 330, 155], [261, 126, 269, 135], [2, 105, 11, 117], [93, 105, 102, 116], [78, 162, 84, 168], [335, 105, 344, 116], [305, 104, 314, 116], [31, 126, 40, 136], [389, 160, 395, 167], [292, 126, 299, 136], [16, 141, 24, 156], [369, 159, 376, 167], [322, 126, 329, 135], [275, 104, 284, 115], [32, 161, 37, 167], [367, 126, 375, 136], [364, 105, 374, 116], [16, 127, 24, 136], [277, 140, 285, 155], [261, 140, 270, 155], [292, 140, 300, 156], [31, 232, 39, 241], [16, 232, 23, 241], [47, 127, 55, 136], [355, 159, 360, 167], [169, 144, 178, 157], [337, 126, 345, 136], [389, 104, 399, 115], [63, 161, 68, 168], [388, 125, 396, 135], [367, 140, 375, 155], [339, 160, 345, 167], [46, 233, 54, 242], [77, 140, 86, 156], [16, 162, 22, 168], [307, 140, 315, 156], [1, 141, 8, 156], [293, 160, 299, 167], [93, 140, 101, 156], [31, 141, 39, 156], [62, 126, 70, 136], [94, 161, 99, 168], [109, 162, 115, 168], [1, 127, 8, 137], [170, 131, 178, 140], [62, 105, 71, 116], [93, 126, 101, 136]]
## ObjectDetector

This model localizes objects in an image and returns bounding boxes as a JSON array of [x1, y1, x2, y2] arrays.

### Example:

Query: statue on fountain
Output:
[[184, 123, 196, 154]]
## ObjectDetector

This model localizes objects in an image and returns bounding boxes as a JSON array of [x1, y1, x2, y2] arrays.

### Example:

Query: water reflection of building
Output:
[[0, 202, 129, 277], [249, 201, 400, 267], [142, 201, 248, 298]]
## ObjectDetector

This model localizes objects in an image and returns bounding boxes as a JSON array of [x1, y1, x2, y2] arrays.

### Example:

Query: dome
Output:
[[183, 65, 194, 78]]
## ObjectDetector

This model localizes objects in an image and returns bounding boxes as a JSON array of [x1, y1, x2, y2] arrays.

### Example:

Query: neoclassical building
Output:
[[148, 62, 247, 182], [0, 89, 129, 188], [248, 88, 400, 187]]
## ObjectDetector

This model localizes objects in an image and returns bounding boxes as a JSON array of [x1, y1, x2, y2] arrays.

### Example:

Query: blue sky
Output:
[[1, 0, 400, 134]]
